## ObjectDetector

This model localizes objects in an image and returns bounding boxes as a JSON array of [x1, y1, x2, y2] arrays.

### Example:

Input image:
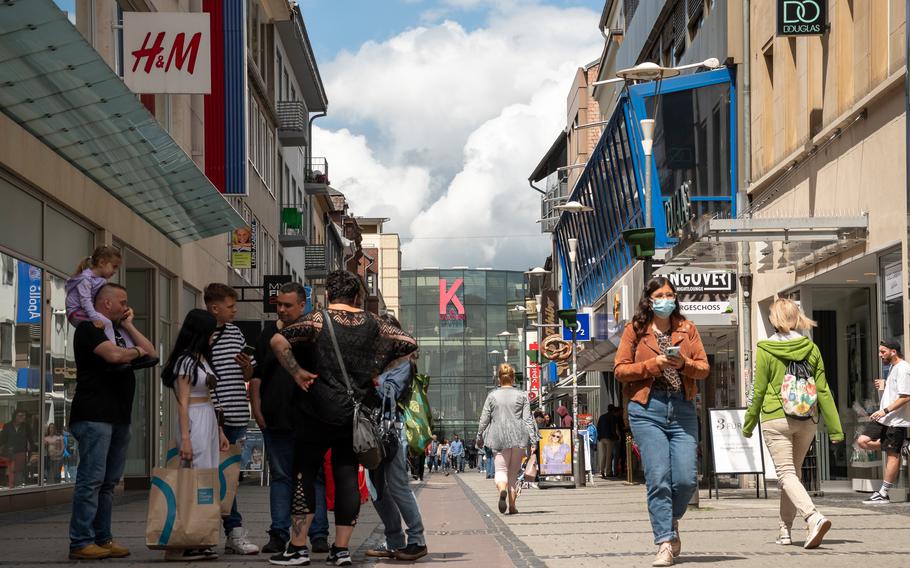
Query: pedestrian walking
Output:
[[269, 270, 417, 566], [427, 435, 439, 472], [477, 363, 539, 515], [483, 446, 495, 478], [203, 283, 260, 556], [1, 409, 33, 488], [68, 284, 157, 560], [250, 283, 330, 554], [743, 298, 843, 549], [450, 435, 465, 473], [160, 309, 229, 561], [856, 339, 909, 505], [44, 423, 64, 484], [597, 405, 620, 478], [614, 276, 709, 567], [437, 439, 450, 475]]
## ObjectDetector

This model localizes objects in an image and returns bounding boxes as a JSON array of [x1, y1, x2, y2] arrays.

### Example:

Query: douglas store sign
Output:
[[777, 0, 827, 36]]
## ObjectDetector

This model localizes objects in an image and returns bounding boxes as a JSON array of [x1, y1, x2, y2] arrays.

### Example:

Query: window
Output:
[[276, 51, 283, 100], [44, 207, 94, 276], [0, 177, 43, 260]]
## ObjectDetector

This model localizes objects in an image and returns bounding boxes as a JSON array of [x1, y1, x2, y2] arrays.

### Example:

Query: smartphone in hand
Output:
[[241, 345, 256, 356], [665, 346, 681, 358]]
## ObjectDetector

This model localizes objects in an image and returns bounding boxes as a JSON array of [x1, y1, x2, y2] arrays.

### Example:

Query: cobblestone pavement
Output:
[[2, 472, 910, 567]]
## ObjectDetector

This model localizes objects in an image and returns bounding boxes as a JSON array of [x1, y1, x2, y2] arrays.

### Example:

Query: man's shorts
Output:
[[862, 421, 908, 454]]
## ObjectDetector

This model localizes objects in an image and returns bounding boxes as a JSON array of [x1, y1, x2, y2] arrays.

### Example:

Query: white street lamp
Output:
[[554, 200, 595, 214], [497, 331, 513, 363]]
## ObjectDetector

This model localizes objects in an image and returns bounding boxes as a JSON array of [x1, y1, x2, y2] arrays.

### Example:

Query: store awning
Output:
[[0, 0, 245, 244], [659, 214, 869, 273]]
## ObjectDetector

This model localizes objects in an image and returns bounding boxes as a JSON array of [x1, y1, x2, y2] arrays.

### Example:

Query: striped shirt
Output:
[[210, 323, 255, 427]]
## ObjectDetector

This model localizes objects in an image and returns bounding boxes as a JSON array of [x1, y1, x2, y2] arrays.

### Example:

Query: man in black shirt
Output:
[[597, 405, 621, 479], [67, 284, 156, 560], [0, 409, 32, 487], [252, 283, 329, 554]]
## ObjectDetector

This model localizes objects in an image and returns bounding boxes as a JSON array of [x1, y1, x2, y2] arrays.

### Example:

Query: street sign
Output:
[[562, 313, 591, 342]]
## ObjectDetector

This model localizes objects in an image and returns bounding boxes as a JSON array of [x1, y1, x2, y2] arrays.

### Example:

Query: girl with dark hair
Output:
[[614, 277, 709, 567], [160, 308, 229, 562]]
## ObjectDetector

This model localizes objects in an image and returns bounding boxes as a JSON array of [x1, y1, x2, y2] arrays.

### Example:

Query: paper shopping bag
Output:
[[524, 452, 539, 482], [164, 440, 180, 469], [146, 467, 221, 550], [217, 444, 242, 517]]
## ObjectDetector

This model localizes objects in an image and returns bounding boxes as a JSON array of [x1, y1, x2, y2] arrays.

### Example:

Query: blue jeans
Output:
[[68, 421, 131, 551], [427, 455, 437, 472], [372, 433, 426, 549], [452, 455, 464, 472], [628, 392, 698, 545], [263, 428, 294, 541], [484, 447, 494, 477], [222, 425, 246, 534], [439, 451, 448, 472]]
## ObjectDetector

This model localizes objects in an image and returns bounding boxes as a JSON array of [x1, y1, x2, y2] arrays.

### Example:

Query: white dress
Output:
[[175, 356, 220, 469]]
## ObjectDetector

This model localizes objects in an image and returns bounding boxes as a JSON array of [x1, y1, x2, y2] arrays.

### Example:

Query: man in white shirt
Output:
[[857, 340, 910, 504]]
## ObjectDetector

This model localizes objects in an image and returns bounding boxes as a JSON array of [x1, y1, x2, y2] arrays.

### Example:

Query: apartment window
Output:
[[283, 70, 290, 100], [277, 51, 283, 100]]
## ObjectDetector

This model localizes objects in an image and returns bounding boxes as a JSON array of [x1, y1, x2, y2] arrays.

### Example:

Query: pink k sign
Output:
[[439, 278, 465, 318]]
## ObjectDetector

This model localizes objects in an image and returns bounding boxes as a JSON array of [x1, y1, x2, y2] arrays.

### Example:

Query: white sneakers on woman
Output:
[[804, 513, 831, 549], [652, 542, 675, 567]]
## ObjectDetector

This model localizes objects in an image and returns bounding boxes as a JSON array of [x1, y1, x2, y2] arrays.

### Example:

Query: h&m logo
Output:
[[439, 278, 465, 321], [131, 31, 203, 75]]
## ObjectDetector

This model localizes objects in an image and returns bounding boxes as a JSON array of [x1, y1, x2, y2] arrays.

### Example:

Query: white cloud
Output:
[[315, 4, 602, 269]]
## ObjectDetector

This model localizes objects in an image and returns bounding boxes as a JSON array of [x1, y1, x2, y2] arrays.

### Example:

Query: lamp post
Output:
[[566, 237, 583, 488], [488, 350, 502, 384], [525, 266, 551, 402], [497, 331, 513, 364]]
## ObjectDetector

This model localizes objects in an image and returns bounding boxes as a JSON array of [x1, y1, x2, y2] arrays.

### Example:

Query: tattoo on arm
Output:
[[278, 347, 302, 375]]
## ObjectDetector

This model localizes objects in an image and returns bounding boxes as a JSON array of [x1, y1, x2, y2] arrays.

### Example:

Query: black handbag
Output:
[[322, 310, 385, 470]]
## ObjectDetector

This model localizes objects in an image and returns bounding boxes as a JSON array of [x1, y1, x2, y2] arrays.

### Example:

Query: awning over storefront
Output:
[[660, 215, 869, 273], [0, 1, 245, 244]]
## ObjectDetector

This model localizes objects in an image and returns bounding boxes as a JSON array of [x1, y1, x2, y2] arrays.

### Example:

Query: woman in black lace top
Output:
[[270, 270, 417, 564]]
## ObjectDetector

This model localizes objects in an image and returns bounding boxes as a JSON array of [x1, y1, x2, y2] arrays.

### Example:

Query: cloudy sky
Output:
[[300, 0, 604, 270]]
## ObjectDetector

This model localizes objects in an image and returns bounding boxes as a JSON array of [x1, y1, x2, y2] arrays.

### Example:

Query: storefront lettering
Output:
[[777, 0, 826, 36], [439, 278, 465, 320], [123, 12, 211, 94], [664, 181, 695, 238], [668, 272, 736, 294]]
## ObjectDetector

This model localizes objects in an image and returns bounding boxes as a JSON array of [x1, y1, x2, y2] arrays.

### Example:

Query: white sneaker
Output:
[[776, 526, 792, 545], [226, 527, 260, 555], [652, 542, 674, 567], [804, 514, 831, 549]]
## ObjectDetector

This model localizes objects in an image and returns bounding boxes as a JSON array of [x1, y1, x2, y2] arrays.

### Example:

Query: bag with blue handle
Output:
[[145, 463, 220, 550], [164, 440, 242, 517]]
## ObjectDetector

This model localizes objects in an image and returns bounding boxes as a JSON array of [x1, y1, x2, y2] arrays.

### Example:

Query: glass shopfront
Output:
[[399, 269, 526, 440]]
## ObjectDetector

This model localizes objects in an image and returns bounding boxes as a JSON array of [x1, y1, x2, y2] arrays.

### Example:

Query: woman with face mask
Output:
[[614, 277, 709, 567]]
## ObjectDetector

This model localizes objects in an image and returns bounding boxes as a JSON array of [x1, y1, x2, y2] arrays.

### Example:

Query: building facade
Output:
[[0, 0, 332, 510], [398, 269, 527, 440]]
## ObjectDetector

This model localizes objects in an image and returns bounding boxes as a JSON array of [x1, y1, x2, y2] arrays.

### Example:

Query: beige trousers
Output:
[[597, 438, 614, 475], [761, 417, 819, 528]]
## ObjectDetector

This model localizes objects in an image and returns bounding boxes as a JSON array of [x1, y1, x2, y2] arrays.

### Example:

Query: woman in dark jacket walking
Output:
[[614, 277, 709, 567]]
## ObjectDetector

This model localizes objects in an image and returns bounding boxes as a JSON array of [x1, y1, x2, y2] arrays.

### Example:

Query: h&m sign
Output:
[[123, 12, 211, 94], [777, 0, 827, 36], [439, 278, 465, 321]]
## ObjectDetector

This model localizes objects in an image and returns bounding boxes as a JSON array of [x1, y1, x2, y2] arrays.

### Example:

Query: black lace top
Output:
[[280, 309, 418, 425]]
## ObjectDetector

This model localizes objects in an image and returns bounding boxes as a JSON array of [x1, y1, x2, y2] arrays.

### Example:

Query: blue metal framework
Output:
[[555, 67, 737, 308]]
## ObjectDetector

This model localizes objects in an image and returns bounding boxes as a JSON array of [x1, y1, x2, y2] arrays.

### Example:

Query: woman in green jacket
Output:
[[743, 299, 843, 550]]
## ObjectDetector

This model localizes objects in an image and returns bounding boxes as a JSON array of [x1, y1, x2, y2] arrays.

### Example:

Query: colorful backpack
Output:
[[780, 360, 817, 419]]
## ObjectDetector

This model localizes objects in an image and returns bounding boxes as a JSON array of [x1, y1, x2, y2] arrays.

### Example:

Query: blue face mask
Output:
[[651, 298, 676, 318]]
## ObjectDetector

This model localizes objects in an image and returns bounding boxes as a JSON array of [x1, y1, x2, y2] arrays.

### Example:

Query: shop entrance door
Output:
[[695, 327, 738, 487], [124, 267, 154, 485]]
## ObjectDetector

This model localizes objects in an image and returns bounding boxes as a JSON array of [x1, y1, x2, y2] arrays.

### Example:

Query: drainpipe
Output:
[[529, 180, 546, 195], [740, 0, 753, 407], [307, 110, 327, 175]]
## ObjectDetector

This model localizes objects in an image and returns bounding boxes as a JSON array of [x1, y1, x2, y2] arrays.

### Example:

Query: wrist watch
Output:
[[883, 407, 891, 414]]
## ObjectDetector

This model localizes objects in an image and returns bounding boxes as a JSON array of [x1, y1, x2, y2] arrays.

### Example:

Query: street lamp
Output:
[[488, 349, 502, 384], [497, 331, 513, 363], [554, 200, 595, 214]]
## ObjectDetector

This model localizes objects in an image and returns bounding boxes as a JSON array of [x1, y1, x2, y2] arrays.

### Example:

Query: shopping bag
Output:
[[404, 373, 434, 459], [146, 467, 221, 550], [217, 444, 242, 517], [524, 452, 539, 482], [165, 440, 241, 517]]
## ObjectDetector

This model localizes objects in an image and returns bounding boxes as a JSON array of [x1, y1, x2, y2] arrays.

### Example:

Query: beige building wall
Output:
[[748, 0, 909, 346], [566, 63, 602, 191]]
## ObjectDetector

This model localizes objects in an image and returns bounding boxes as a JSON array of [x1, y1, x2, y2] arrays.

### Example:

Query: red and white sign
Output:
[[439, 278, 465, 321], [123, 12, 211, 94], [528, 363, 540, 401]]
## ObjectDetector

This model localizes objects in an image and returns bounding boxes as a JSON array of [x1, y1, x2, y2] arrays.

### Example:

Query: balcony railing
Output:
[[303, 244, 327, 278], [277, 101, 308, 146], [304, 157, 330, 195], [279, 206, 309, 248], [540, 169, 569, 233]]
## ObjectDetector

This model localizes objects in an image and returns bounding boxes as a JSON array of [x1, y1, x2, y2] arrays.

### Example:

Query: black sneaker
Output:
[[396, 543, 428, 561], [269, 544, 311, 566], [263, 532, 288, 554], [863, 491, 891, 505], [326, 545, 352, 566], [310, 537, 330, 553]]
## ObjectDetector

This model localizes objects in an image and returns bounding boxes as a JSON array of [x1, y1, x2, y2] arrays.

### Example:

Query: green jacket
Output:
[[743, 336, 844, 441]]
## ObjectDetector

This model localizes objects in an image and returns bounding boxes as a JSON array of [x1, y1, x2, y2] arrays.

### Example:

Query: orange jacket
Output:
[[613, 317, 710, 405]]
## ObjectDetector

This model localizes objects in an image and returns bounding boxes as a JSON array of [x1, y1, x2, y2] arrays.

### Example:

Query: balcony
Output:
[[303, 245, 328, 279], [540, 170, 569, 233], [279, 206, 309, 248], [277, 101, 308, 146], [305, 157, 330, 195]]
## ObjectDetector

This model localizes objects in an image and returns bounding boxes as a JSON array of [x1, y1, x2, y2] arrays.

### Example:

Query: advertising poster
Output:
[[538, 428, 573, 476], [230, 220, 257, 269], [708, 408, 775, 479], [240, 430, 265, 472]]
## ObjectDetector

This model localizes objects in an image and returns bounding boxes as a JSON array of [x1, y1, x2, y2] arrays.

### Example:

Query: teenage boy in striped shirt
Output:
[[204, 283, 260, 555]]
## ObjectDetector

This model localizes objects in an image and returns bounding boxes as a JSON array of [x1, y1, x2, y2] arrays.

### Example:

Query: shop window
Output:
[[0, 178, 43, 261], [44, 207, 95, 276]]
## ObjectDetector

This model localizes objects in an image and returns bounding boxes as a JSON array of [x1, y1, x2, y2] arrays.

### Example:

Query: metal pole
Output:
[[740, 0, 754, 411], [570, 254, 583, 488], [536, 293, 543, 401], [644, 152, 652, 229]]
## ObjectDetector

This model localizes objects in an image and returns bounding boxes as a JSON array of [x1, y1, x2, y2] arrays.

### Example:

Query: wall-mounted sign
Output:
[[123, 12, 211, 94], [884, 262, 903, 301], [777, 0, 827, 36], [439, 278, 465, 320], [664, 181, 695, 238], [230, 221, 257, 269], [16, 261, 42, 325], [262, 275, 293, 313], [668, 271, 736, 294], [680, 301, 734, 315]]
